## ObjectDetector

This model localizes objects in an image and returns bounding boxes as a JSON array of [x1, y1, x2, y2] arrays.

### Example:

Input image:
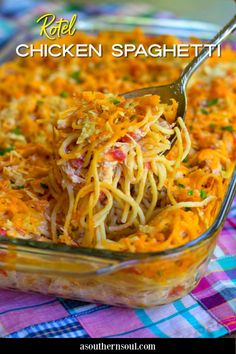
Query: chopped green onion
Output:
[[111, 99, 121, 105], [200, 189, 207, 199], [200, 108, 209, 115], [11, 127, 21, 135], [60, 91, 69, 98], [0, 146, 14, 156], [207, 98, 219, 107], [177, 183, 185, 189], [183, 157, 188, 163], [70, 70, 82, 83], [209, 123, 216, 130], [13, 185, 24, 190], [222, 125, 233, 133], [187, 190, 193, 196], [122, 76, 130, 81], [37, 100, 44, 105]]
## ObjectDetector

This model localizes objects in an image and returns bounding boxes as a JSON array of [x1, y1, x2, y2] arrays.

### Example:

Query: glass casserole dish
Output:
[[0, 16, 235, 308]]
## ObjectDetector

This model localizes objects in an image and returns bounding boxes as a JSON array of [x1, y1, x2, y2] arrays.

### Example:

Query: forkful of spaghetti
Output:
[[50, 91, 191, 247]]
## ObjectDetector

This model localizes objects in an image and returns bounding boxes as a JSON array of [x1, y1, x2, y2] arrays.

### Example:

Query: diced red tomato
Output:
[[0, 228, 7, 237], [108, 149, 126, 162], [124, 267, 142, 275], [130, 131, 142, 141], [169, 285, 184, 298], [99, 191, 106, 202], [145, 161, 152, 170], [70, 156, 84, 169], [0, 269, 7, 277], [118, 136, 129, 143], [118, 131, 142, 143]]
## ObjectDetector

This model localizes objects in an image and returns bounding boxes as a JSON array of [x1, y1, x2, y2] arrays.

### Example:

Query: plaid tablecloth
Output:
[[0, 0, 235, 339]]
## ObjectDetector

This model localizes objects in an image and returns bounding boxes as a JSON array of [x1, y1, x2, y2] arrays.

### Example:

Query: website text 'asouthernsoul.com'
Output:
[[79, 342, 156, 351]]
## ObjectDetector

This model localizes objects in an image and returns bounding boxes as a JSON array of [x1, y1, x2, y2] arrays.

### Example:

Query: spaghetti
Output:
[[51, 92, 191, 248]]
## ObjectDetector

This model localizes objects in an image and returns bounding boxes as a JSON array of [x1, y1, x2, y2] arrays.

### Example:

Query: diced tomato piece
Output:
[[145, 161, 152, 170], [169, 285, 184, 298], [99, 191, 106, 202], [0, 228, 7, 237], [130, 131, 142, 141], [70, 156, 84, 169], [124, 267, 142, 275], [118, 131, 142, 143], [118, 136, 130, 143], [108, 149, 126, 162], [0, 269, 7, 277]]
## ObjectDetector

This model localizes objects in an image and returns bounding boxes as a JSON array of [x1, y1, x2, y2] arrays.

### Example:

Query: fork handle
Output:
[[180, 15, 236, 87]]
